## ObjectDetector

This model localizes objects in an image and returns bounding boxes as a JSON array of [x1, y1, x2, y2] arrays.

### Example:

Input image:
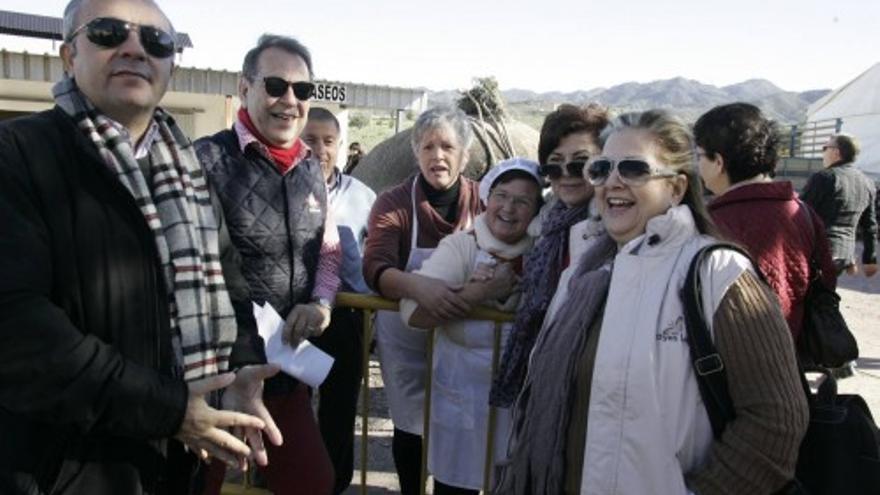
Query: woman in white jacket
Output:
[[496, 110, 808, 495], [400, 158, 544, 495]]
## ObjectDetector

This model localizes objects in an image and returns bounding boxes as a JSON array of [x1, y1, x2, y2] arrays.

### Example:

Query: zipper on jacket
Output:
[[282, 176, 297, 307]]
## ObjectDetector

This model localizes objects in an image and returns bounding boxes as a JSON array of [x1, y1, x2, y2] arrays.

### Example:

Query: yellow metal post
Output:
[[328, 293, 513, 495], [419, 328, 436, 495], [359, 309, 374, 495], [482, 321, 503, 492]]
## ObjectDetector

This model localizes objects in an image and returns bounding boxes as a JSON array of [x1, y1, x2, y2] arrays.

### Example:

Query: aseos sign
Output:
[[312, 83, 348, 104]]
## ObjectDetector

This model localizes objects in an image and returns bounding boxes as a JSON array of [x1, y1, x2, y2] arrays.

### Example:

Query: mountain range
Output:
[[429, 77, 830, 124]]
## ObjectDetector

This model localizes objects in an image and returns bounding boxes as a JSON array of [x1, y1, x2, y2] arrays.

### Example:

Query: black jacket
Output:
[[801, 161, 878, 265], [0, 108, 263, 495], [195, 129, 328, 396], [195, 129, 327, 316]]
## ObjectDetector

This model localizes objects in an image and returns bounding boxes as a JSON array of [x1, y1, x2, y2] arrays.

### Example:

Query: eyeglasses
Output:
[[822, 145, 838, 151], [538, 160, 588, 180], [586, 157, 679, 186], [261, 77, 315, 100], [66, 17, 176, 59], [488, 189, 536, 210]]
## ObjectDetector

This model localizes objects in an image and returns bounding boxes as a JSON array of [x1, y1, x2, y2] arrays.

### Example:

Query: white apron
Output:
[[428, 249, 512, 490], [374, 176, 472, 435]]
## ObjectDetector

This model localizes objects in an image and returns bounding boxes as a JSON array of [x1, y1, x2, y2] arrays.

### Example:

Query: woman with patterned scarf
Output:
[[496, 110, 807, 495], [490, 104, 610, 408]]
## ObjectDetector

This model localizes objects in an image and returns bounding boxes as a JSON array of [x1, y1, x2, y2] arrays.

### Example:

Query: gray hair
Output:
[[600, 109, 720, 237], [410, 106, 473, 154], [242, 34, 314, 81], [62, 0, 176, 41], [600, 110, 694, 173], [62, 0, 83, 40]]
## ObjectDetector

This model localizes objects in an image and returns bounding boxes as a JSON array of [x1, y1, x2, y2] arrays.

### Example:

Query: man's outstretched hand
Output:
[[175, 373, 266, 470], [221, 364, 283, 467]]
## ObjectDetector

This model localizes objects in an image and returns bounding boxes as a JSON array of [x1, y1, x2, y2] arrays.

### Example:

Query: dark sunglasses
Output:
[[538, 160, 588, 180], [262, 77, 315, 100], [66, 17, 176, 59], [586, 158, 678, 186]]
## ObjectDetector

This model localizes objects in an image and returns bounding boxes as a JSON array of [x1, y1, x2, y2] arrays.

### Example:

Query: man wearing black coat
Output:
[[0, 1, 281, 493], [801, 133, 878, 278], [194, 34, 342, 495]]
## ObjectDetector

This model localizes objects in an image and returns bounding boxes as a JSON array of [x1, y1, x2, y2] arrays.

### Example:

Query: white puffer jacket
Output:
[[544, 205, 753, 495]]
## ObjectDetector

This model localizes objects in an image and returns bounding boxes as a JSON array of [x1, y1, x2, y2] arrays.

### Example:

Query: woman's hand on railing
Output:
[[411, 275, 472, 322], [478, 262, 518, 302], [333, 292, 514, 323], [469, 262, 495, 283]]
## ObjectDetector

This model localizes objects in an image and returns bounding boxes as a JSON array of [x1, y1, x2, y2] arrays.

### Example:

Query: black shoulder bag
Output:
[[796, 202, 859, 368], [682, 243, 880, 495]]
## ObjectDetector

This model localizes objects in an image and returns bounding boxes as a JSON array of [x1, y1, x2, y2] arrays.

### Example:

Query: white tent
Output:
[[807, 62, 880, 180]]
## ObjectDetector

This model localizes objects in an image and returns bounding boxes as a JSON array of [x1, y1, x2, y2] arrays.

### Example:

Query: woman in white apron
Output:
[[362, 106, 482, 495], [399, 159, 544, 494]]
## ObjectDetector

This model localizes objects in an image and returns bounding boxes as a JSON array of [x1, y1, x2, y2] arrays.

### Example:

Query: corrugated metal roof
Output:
[[1, 50, 429, 113], [0, 9, 193, 50], [0, 10, 61, 40]]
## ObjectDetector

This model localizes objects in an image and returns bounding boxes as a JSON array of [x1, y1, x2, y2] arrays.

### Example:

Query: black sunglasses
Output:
[[586, 158, 678, 186], [538, 160, 588, 180], [66, 17, 176, 59], [262, 77, 315, 100]]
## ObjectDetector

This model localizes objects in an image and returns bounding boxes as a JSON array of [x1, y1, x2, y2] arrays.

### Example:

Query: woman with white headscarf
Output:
[[401, 158, 544, 494]]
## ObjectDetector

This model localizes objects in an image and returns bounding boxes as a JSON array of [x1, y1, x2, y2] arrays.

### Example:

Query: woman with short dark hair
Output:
[[694, 102, 837, 341], [490, 103, 609, 408]]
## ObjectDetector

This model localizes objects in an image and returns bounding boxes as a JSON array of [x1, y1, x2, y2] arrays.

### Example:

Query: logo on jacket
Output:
[[656, 315, 686, 343]]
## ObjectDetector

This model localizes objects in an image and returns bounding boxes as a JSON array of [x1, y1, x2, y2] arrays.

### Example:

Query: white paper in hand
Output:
[[252, 302, 334, 387]]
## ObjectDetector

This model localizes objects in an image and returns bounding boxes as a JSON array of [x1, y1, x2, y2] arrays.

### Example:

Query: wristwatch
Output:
[[311, 296, 334, 310]]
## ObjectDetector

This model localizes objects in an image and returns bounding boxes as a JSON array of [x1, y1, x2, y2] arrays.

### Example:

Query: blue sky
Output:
[[2, 0, 878, 93]]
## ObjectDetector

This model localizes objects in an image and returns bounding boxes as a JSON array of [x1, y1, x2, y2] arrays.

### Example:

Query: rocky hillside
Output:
[[429, 78, 830, 125]]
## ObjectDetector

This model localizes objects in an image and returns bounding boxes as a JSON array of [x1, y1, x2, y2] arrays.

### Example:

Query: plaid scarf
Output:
[[490, 199, 592, 407], [53, 77, 237, 381]]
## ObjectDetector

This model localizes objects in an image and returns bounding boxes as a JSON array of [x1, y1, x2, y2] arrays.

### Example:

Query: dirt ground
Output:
[[833, 271, 880, 415]]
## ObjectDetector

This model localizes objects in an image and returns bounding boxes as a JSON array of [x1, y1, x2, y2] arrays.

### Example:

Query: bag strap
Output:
[[795, 199, 825, 282], [684, 243, 821, 495], [795, 199, 816, 248], [682, 242, 761, 439]]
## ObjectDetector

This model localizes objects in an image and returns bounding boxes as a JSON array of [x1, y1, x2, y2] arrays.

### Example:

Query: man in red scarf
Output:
[[195, 34, 342, 495]]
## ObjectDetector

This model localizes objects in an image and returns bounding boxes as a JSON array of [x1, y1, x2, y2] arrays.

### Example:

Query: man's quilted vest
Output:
[[196, 129, 326, 317]]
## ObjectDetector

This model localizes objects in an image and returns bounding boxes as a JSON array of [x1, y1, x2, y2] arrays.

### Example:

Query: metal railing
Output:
[[777, 118, 843, 159], [774, 118, 844, 191], [222, 292, 514, 495], [335, 292, 514, 495]]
